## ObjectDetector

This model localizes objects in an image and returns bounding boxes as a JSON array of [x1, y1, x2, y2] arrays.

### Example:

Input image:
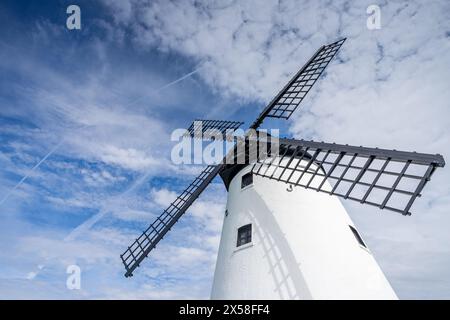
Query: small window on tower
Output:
[[241, 172, 253, 189], [237, 224, 252, 247], [349, 225, 367, 248]]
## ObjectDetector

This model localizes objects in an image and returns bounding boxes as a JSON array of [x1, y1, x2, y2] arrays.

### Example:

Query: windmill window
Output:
[[349, 225, 367, 248], [241, 172, 253, 189], [237, 224, 252, 247]]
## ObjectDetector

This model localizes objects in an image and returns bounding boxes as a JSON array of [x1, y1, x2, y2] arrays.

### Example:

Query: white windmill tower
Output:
[[120, 39, 445, 299]]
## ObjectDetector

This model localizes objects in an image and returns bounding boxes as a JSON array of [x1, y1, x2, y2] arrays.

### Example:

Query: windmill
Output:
[[120, 38, 445, 299]]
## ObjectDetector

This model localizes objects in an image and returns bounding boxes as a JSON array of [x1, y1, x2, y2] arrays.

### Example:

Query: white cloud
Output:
[[98, 145, 159, 171], [151, 188, 178, 207], [81, 168, 126, 186], [190, 199, 225, 232], [25, 272, 38, 280], [99, 0, 350, 101]]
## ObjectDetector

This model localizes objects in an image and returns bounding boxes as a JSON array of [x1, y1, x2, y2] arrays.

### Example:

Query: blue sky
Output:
[[0, 0, 449, 299]]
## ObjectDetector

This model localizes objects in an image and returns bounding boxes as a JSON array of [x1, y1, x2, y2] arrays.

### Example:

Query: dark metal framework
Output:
[[121, 165, 223, 277], [250, 38, 346, 129], [186, 119, 244, 140], [252, 138, 445, 215]]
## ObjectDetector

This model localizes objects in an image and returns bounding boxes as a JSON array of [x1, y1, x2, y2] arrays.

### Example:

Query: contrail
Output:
[[64, 170, 153, 241], [1, 66, 202, 209], [64, 66, 203, 241], [156, 68, 202, 90], [0, 140, 64, 206], [119, 65, 203, 110]]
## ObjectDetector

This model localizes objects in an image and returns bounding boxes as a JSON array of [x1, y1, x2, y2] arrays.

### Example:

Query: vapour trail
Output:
[[0, 65, 202, 208], [112, 65, 203, 112], [0, 140, 64, 206], [64, 65, 204, 241], [64, 170, 153, 241]]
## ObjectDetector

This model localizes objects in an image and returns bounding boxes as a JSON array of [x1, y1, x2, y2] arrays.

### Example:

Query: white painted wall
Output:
[[211, 161, 397, 300]]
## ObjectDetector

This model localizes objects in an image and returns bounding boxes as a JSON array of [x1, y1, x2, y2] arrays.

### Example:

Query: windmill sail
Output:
[[121, 165, 222, 277], [250, 38, 346, 129], [252, 138, 445, 215], [185, 119, 244, 140]]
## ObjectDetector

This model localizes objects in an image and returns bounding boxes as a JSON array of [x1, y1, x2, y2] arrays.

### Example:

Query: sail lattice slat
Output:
[[186, 119, 244, 140], [252, 138, 445, 215]]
